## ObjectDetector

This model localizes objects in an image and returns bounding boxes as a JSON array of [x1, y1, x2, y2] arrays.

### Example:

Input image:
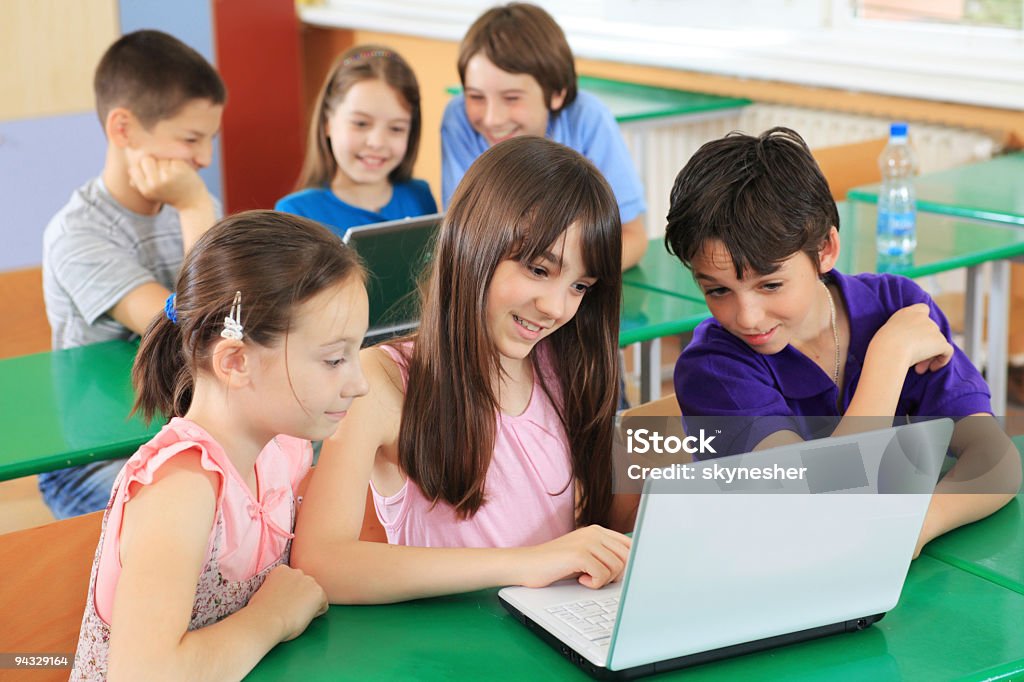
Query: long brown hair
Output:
[[295, 45, 422, 190], [132, 210, 365, 423], [398, 136, 621, 526]]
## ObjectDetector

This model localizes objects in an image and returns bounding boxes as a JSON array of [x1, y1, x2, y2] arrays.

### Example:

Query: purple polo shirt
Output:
[[674, 270, 991, 455]]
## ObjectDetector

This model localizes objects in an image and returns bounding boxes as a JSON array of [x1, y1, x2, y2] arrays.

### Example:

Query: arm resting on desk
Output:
[[914, 414, 1023, 558]]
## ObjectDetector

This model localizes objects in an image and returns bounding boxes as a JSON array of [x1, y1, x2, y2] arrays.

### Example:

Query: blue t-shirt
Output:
[[441, 91, 645, 223], [674, 270, 991, 455], [275, 179, 437, 240]]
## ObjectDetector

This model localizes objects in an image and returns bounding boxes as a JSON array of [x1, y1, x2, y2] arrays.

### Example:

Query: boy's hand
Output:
[[875, 303, 954, 374], [129, 155, 210, 212]]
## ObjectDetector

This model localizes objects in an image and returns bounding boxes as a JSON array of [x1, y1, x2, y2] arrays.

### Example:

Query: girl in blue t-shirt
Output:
[[276, 45, 437, 238], [665, 126, 1020, 558]]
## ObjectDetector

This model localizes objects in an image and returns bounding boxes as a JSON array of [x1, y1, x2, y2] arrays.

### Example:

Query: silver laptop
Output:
[[499, 418, 954, 679], [342, 213, 442, 342]]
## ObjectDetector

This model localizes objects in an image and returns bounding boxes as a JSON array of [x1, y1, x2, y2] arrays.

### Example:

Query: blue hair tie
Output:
[[164, 292, 178, 324]]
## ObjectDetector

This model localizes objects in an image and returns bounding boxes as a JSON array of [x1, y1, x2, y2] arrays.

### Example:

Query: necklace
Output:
[[823, 281, 840, 385]]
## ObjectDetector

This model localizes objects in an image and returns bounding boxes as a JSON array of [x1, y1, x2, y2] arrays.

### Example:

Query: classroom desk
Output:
[[5, 454, 1020, 681], [0, 291, 705, 480], [847, 152, 1024, 227], [8, 504, 1022, 681], [0, 340, 160, 482], [621, 283, 710, 403], [245, 553, 1024, 681], [576, 76, 751, 128], [922, 438, 1024, 596], [622, 202, 1024, 414], [449, 75, 750, 138]]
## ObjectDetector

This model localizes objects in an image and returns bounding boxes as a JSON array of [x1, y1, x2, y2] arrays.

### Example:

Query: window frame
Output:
[[303, 0, 1024, 109]]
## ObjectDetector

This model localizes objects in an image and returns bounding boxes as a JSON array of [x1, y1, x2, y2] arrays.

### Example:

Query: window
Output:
[[309, 0, 1024, 108], [853, 0, 1023, 30]]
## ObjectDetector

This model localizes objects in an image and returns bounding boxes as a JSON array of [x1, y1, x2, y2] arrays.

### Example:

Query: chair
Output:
[[620, 394, 682, 420], [812, 137, 887, 201], [0, 266, 51, 358], [0, 511, 101, 679]]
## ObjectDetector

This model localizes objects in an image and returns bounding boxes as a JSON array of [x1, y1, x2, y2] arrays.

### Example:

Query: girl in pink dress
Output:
[[294, 136, 637, 604], [72, 210, 370, 680]]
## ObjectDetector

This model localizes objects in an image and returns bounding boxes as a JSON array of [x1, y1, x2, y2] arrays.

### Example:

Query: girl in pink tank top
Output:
[[71, 212, 370, 680], [294, 136, 638, 604]]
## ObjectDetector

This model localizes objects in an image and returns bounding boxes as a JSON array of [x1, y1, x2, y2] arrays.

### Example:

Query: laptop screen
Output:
[[343, 213, 442, 341]]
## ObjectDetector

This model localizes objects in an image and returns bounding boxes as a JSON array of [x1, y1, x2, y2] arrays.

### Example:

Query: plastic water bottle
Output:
[[876, 122, 918, 257]]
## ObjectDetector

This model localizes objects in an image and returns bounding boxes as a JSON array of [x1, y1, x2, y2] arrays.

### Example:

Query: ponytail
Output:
[[131, 306, 189, 424]]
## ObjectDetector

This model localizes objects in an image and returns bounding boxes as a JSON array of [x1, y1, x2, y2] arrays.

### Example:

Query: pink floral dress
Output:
[[70, 418, 311, 681]]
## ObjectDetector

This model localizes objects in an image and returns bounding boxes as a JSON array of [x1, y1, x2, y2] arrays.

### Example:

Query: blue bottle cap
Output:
[[890, 122, 908, 138]]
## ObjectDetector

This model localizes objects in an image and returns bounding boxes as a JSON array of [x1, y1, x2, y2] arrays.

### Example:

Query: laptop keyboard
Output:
[[546, 597, 619, 647]]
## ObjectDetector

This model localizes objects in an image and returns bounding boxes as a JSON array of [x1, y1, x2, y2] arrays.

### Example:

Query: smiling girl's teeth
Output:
[[514, 314, 540, 332]]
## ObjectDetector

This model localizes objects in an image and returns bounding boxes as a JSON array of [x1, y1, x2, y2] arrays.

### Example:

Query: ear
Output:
[[549, 88, 567, 112], [105, 107, 139, 149], [818, 226, 841, 274], [209, 337, 252, 389]]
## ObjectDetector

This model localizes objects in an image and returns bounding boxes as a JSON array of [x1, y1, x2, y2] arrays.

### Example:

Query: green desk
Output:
[[923, 438, 1024, 597], [577, 75, 750, 126], [448, 75, 750, 129], [623, 201, 1024, 413], [848, 153, 1024, 227], [621, 236, 701, 302], [0, 290, 704, 480], [0, 341, 160, 481], [621, 284, 711, 402], [246, 555, 1024, 681]]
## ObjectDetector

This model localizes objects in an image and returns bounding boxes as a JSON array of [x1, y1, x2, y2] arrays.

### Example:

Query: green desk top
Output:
[[0, 340, 160, 481], [576, 76, 750, 124], [246, 555, 1024, 681], [623, 201, 1024, 302], [848, 153, 1024, 226], [923, 438, 1024, 597], [0, 294, 703, 480], [621, 237, 702, 302], [447, 76, 750, 125], [619, 283, 710, 346], [835, 201, 1024, 275]]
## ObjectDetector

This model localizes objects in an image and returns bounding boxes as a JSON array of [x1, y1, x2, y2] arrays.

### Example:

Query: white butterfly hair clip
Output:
[[221, 291, 244, 341]]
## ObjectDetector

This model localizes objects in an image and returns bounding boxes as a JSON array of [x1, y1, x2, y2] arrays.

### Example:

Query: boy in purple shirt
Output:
[[665, 126, 1020, 557]]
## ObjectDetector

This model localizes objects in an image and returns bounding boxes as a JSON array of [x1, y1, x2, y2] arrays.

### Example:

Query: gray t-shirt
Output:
[[42, 177, 218, 349]]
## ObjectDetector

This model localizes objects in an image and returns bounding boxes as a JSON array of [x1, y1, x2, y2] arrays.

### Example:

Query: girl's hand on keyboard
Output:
[[519, 526, 632, 589]]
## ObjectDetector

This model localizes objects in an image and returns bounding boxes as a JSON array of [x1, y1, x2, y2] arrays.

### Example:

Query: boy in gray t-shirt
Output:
[[40, 30, 226, 518]]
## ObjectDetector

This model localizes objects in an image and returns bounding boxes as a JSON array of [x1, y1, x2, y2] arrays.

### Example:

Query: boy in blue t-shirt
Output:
[[441, 2, 647, 270], [665, 126, 1020, 557]]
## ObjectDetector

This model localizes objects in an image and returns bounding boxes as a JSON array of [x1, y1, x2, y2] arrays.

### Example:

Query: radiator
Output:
[[622, 103, 1000, 238]]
